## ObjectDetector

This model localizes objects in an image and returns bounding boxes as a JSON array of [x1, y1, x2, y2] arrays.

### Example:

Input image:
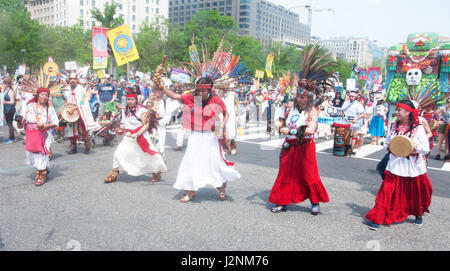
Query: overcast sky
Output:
[[274, 0, 450, 47]]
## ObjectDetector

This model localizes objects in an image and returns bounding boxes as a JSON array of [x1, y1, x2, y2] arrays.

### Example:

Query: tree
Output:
[[133, 23, 166, 72], [90, 0, 124, 29], [184, 10, 239, 55], [40, 25, 92, 68], [0, 2, 44, 72]]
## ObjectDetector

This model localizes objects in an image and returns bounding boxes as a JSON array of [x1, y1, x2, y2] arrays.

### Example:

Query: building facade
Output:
[[320, 37, 374, 67], [168, 0, 310, 49], [26, 0, 168, 33]]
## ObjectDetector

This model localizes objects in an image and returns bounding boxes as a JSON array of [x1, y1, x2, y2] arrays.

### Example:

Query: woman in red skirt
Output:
[[269, 79, 329, 215], [366, 100, 433, 230]]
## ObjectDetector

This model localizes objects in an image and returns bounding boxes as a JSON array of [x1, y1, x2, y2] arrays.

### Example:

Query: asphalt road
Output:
[[0, 125, 449, 251]]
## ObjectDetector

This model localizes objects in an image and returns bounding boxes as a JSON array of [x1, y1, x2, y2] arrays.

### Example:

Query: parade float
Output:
[[385, 32, 449, 104]]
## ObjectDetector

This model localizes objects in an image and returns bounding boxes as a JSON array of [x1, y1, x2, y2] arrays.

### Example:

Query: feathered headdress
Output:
[[399, 82, 448, 109], [20, 67, 63, 97], [180, 37, 250, 90], [297, 43, 338, 96]]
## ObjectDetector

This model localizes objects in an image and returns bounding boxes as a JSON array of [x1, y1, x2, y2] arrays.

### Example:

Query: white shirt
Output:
[[342, 100, 364, 119], [285, 108, 311, 140], [386, 123, 429, 177]]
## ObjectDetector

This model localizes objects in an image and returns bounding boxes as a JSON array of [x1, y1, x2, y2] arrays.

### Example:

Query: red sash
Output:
[[218, 139, 235, 166], [126, 126, 158, 156], [25, 123, 49, 155]]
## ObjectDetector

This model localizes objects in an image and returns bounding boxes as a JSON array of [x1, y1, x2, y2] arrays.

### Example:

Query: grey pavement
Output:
[[0, 125, 449, 251]]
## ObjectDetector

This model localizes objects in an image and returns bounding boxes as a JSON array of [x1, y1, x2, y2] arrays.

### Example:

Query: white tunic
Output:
[[24, 103, 59, 170], [386, 123, 429, 177]]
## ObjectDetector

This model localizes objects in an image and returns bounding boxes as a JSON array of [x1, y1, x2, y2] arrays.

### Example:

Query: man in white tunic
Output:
[[64, 73, 96, 154]]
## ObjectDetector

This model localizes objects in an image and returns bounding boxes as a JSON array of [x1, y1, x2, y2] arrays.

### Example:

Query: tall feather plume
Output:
[[298, 43, 338, 88]]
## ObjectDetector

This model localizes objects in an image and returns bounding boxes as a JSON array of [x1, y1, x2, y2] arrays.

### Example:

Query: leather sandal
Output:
[[271, 206, 287, 213], [150, 173, 161, 182], [35, 170, 47, 186], [180, 191, 195, 203], [104, 170, 119, 183], [217, 183, 227, 201]]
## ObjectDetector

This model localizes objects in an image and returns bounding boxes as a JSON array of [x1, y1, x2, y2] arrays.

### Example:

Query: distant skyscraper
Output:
[[168, 0, 310, 49], [26, 0, 168, 33]]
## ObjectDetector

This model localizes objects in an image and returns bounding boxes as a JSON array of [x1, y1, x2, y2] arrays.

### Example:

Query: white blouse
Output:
[[385, 123, 429, 177], [24, 103, 59, 126], [121, 106, 147, 130]]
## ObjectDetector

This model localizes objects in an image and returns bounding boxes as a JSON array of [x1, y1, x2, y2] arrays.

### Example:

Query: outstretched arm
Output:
[[160, 86, 181, 101]]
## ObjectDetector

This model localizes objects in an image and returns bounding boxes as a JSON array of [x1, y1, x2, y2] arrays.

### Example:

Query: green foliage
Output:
[[90, 0, 124, 29], [0, 4, 44, 71]]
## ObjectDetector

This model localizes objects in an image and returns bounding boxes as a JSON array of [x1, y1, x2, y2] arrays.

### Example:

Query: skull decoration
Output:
[[406, 68, 422, 86]]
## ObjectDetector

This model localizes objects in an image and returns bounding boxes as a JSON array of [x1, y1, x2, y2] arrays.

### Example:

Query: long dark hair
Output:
[[295, 80, 315, 113], [395, 100, 415, 135]]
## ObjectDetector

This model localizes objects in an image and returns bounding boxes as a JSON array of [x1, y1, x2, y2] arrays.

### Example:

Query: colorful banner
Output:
[[92, 27, 109, 58], [189, 45, 199, 65], [107, 24, 140, 67], [255, 70, 264, 79], [170, 68, 190, 83], [368, 67, 382, 84], [359, 69, 368, 80], [265, 54, 274, 78]]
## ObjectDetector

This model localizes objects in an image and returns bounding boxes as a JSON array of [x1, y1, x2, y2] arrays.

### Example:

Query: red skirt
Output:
[[365, 171, 433, 225], [269, 139, 330, 206]]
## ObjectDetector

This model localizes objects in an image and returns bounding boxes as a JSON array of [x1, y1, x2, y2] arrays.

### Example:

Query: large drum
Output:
[[389, 135, 414, 157], [61, 103, 80, 123], [333, 122, 351, 156]]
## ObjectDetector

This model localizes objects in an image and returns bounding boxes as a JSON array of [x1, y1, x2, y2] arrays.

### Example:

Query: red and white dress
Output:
[[269, 108, 329, 206], [24, 103, 59, 170], [112, 105, 167, 176], [366, 122, 432, 225], [173, 94, 240, 191]]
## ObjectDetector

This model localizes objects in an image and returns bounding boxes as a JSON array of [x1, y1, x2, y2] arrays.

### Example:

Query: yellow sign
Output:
[[43, 61, 59, 76], [107, 24, 140, 66], [97, 70, 105, 79], [265, 54, 274, 78], [93, 56, 108, 70], [255, 70, 264, 79]]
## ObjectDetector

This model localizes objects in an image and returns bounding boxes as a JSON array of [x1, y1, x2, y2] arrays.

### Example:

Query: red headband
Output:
[[37, 87, 50, 94], [396, 103, 419, 124], [196, 84, 212, 89], [126, 93, 137, 98]]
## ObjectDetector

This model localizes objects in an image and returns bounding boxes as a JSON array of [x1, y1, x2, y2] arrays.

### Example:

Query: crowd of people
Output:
[[1, 67, 449, 232]]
